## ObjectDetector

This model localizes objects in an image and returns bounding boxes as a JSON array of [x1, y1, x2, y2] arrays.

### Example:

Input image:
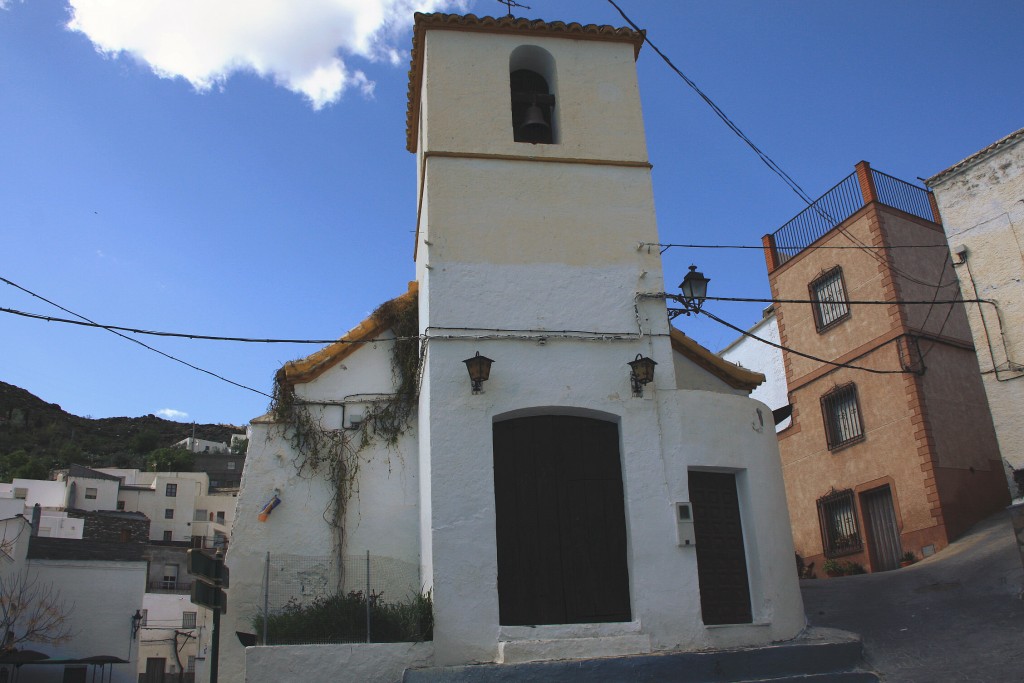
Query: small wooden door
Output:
[[689, 470, 753, 625], [861, 486, 902, 572], [493, 416, 631, 625], [145, 658, 166, 683]]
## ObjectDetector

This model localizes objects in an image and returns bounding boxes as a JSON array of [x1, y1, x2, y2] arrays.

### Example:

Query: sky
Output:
[[1, 0, 1022, 428]]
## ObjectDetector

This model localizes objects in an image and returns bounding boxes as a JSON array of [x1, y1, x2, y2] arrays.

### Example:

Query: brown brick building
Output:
[[762, 161, 1009, 574]]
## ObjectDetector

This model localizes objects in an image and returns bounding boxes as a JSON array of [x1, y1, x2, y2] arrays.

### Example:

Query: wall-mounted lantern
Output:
[[667, 265, 711, 320], [463, 351, 494, 394], [628, 354, 657, 397]]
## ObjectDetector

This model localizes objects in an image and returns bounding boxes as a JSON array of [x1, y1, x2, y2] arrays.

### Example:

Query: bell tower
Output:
[[407, 13, 677, 664]]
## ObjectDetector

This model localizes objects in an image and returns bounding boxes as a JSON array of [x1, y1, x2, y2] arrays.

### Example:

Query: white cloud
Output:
[[65, 0, 466, 109], [157, 408, 189, 421]]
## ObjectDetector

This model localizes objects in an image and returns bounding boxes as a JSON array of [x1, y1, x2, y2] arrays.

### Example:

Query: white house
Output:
[[103, 469, 236, 546], [926, 127, 1024, 494], [719, 306, 791, 432], [223, 12, 804, 683], [138, 592, 211, 682]]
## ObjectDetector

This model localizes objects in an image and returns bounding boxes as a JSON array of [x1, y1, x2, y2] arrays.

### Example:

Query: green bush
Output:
[[253, 590, 432, 645]]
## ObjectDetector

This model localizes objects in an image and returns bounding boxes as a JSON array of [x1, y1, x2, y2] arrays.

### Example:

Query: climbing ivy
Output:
[[270, 292, 421, 558]]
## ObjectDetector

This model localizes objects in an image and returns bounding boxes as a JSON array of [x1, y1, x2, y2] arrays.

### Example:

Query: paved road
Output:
[[801, 510, 1024, 682]]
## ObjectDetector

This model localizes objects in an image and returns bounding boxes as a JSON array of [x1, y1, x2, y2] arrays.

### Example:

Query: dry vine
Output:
[[270, 292, 420, 561]]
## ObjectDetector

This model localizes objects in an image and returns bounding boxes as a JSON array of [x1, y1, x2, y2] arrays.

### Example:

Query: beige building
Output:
[[926, 128, 1024, 496], [762, 161, 1009, 574]]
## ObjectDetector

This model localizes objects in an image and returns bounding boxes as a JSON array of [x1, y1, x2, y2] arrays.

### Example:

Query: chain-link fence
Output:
[[252, 552, 429, 645]]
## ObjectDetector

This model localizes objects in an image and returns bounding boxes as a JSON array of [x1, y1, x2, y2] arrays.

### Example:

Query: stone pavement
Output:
[[801, 509, 1024, 682]]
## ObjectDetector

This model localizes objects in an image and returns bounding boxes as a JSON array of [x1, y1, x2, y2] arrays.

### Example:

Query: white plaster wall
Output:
[[138, 592, 209, 679], [719, 312, 791, 431], [246, 642, 433, 683], [25, 559, 146, 683], [220, 339, 421, 683], [68, 476, 119, 511], [930, 133, 1024, 478], [0, 497, 26, 519], [37, 512, 84, 539], [417, 331, 803, 664], [13, 478, 69, 508]]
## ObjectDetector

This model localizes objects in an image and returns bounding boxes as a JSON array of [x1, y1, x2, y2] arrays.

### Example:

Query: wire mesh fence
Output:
[[253, 552, 429, 645]]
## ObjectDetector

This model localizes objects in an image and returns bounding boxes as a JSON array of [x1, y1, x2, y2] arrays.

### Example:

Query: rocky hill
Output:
[[0, 380, 244, 469]]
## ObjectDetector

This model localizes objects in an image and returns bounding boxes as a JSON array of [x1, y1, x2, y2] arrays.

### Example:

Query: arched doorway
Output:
[[493, 415, 631, 625]]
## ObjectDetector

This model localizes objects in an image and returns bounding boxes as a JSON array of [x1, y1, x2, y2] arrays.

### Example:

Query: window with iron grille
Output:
[[821, 383, 864, 450], [182, 611, 197, 629], [809, 266, 850, 331], [165, 483, 177, 497], [187, 656, 196, 673], [817, 488, 862, 557]]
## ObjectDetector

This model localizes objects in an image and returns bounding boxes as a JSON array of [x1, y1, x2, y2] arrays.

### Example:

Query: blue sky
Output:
[[2, 0, 1021, 428]]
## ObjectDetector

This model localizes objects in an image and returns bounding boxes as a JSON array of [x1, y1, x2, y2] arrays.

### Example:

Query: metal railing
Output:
[[147, 580, 192, 594], [768, 168, 936, 266], [771, 172, 863, 266], [871, 169, 934, 222], [251, 552, 429, 646]]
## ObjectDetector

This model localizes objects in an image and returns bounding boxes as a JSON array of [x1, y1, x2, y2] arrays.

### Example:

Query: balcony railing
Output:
[[766, 164, 936, 268], [147, 580, 192, 595]]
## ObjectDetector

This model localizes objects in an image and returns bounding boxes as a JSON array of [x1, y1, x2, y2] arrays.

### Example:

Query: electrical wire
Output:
[[608, 1, 957, 290], [0, 275, 273, 399], [0, 307, 365, 345], [696, 306, 911, 375], [644, 242, 952, 252]]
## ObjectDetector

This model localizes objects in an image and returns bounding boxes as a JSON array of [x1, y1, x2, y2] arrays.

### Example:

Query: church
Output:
[[221, 12, 804, 682]]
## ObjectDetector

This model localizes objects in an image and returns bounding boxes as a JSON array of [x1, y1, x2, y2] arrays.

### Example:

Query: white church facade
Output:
[[222, 13, 804, 682]]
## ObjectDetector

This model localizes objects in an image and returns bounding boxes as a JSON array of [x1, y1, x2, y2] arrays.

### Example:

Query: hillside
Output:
[[0, 380, 244, 470]]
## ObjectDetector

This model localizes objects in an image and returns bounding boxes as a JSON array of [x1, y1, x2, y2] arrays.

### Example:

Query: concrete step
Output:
[[404, 627, 878, 683], [497, 633, 652, 664]]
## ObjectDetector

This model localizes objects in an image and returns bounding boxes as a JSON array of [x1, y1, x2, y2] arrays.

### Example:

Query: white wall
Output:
[[929, 130, 1024, 484], [719, 311, 791, 432], [246, 643, 433, 683], [11, 478, 69, 509], [220, 338, 422, 683], [138, 592, 210, 679], [67, 475, 119, 511], [25, 559, 147, 683]]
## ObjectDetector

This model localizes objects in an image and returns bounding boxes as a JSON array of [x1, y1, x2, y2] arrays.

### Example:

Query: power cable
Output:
[[608, 1, 956, 290], [644, 242, 951, 252], [0, 275, 272, 399], [696, 307, 911, 375]]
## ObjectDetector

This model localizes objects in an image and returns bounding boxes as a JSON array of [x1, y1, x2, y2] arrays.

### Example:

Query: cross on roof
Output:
[[497, 0, 531, 17]]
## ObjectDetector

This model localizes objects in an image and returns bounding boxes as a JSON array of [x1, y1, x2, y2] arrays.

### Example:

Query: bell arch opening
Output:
[[510, 45, 557, 144]]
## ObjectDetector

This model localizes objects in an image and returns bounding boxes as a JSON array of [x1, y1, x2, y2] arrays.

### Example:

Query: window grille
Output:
[[187, 656, 196, 673], [84, 488, 98, 500], [182, 612, 197, 629], [216, 511, 225, 524], [809, 267, 850, 331], [165, 483, 177, 497], [821, 383, 864, 450], [817, 488, 862, 557], [164, 508, 174, 519], [194, 509, 207, 522]]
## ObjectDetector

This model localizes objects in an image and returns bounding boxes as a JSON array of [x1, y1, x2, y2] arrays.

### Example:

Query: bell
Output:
[[520, 103, 549, 134]]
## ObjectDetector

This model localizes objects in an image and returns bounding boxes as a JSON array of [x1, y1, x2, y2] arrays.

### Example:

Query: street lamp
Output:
[[667, 265, 710, 320]]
